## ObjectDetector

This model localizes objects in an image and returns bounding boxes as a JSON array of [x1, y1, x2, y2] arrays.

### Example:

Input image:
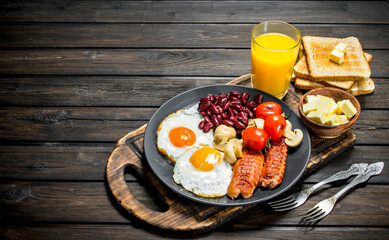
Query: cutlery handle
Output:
[[333, 162, 384, 201], [307, 163, 368, 194]]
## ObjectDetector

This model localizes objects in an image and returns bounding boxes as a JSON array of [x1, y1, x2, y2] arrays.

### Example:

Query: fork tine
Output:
[[303, 210, 326, 223], [272, 202, 299, 211], [299, 206, 319, 218], [268, 197, 295, 207], [268, 196, 293, 205], [271, 201, 297, 210]]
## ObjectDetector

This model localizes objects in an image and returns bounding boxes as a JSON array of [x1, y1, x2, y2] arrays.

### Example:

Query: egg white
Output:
[[173, 146, 233, 198], [157, 105, 213, 162]]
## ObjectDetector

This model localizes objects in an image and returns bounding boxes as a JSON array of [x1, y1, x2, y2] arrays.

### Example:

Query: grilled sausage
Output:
[[260, 137, 288, 189], [227, 148, 264, 199]]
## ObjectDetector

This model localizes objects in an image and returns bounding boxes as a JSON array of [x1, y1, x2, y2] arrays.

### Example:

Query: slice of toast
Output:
[[302, 36, 371, 81], [295, 77, 375, 96], [295, 78, 324, 90], [294, 51, 372, 90]]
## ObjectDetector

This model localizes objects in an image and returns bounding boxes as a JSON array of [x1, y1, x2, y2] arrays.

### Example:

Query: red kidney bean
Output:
[[229, 116, 235, 121], [200, 94, 212, 103], [198, 120, 205, 129], [255, 94, 263, 104], [199, 101, 211, 111], [245, 100, 257, 110], [241, 92, 249, 105], [211, 115, 219, 126], [228, 108, 234, 117], [230, 99, 241, 105], [204, 115, 211, 123], [246, 109, 254, 119], [200, 111, 206, 116], [231, 104, 243, 111], [239, 111, 248, 118], [222, 119, 234, 127], [217, 97, 227, 106], [238, 116, 248, 125], [226, 93, 231, 99], [222, 101, 231, 111], [210, 104, 219, 114], [216, 114, 223, 124], [209, 95, 215, 103], [232, 108, 239, 115], [206, 109, 212, 116], [203, 122, 214, 132], [221, 112, 228, 119], [220, 93, 226, 98], [230, 96, 239, 101], [230, 91, 241, 98], [234, 119, 246, 130]]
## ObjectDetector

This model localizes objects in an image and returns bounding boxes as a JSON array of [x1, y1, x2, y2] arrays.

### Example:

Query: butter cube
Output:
[[338, 100, 357, 119], [303, 102, 317, 115], [328, 101, 339, 115], [335, 42, 348, 53], [326, 114, 341, 126], [317, 95, 334, 102], [338, 115, 349, 124], [316, 98, 330, 114], [306, 95, 319, 103], [307, 111, 327, 124], [330, 49, 344, 64]]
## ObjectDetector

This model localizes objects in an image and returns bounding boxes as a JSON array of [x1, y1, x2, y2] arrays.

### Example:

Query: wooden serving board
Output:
[[106, 73, 356, 232]]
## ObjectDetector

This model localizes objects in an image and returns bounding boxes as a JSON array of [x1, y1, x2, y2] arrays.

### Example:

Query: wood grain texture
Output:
[[1, 225, 389, 240], [0, 24, 387, 49], [0, 107, 387, 143], [1, 77, 388, 108], [1, 182, 387, 226], [0, 1, 387, 24], [0, 49, 387, 77], [1, 145, 387, 182]]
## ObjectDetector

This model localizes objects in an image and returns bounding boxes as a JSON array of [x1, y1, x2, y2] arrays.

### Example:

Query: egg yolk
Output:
[[169, 127, 196, 148], [190, 146, 222, 171]]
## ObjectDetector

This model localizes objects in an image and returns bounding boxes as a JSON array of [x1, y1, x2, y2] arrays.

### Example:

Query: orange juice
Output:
[[251, 33, 299, 99]]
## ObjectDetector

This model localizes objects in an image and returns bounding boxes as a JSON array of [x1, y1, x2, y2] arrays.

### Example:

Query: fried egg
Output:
[[157, 105, 213, 162], [173, 146, 233, 197]]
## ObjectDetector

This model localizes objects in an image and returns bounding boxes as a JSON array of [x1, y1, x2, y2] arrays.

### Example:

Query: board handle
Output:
[[106, 136, 225, 231]]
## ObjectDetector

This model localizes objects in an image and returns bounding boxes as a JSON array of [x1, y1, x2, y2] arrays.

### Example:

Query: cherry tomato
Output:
[[264, 114, 286, 141], [255, 102, 282, 119], [242, 127, 269, 150]]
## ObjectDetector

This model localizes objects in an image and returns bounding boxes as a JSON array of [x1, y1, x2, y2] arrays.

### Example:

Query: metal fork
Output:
[[268, 163, 368, 211], [300, 162, 384, 223]]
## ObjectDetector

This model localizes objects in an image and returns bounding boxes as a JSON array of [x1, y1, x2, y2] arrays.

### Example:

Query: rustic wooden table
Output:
[[0, 1, 388, 239]]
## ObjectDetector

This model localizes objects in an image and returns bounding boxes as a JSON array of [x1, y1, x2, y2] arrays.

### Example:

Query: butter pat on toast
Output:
[[302, 36, 371, 81]]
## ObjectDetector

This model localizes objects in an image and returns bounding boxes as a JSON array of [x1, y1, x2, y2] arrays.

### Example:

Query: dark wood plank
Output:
[[0, 76, 231, 107], [0, 1, 387, 24], [0, 144, 387, 182], [0, 49, 387, 77], [1, 225, 388, 240], [0, 182, 387, 226], [0, 77, 388, 108], [0, 107, 387, 143], [0, 23, 387, 49]]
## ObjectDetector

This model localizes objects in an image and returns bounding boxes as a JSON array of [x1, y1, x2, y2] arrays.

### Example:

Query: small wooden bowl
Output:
[[298, 87, 361, 139]]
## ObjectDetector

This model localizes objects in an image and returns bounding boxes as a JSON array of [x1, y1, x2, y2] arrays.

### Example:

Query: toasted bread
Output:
[[302, 36, 371, 81], [294, 51, 372, 90], [295, 78, 324, 90], [295, 77, 375, 96]]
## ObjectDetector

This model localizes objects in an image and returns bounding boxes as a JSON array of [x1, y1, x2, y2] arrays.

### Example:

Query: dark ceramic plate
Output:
[[144, 85, 310, 206]]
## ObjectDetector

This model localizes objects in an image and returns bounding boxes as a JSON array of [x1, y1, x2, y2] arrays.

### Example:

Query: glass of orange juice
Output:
[[251, 21, 301, 99]]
